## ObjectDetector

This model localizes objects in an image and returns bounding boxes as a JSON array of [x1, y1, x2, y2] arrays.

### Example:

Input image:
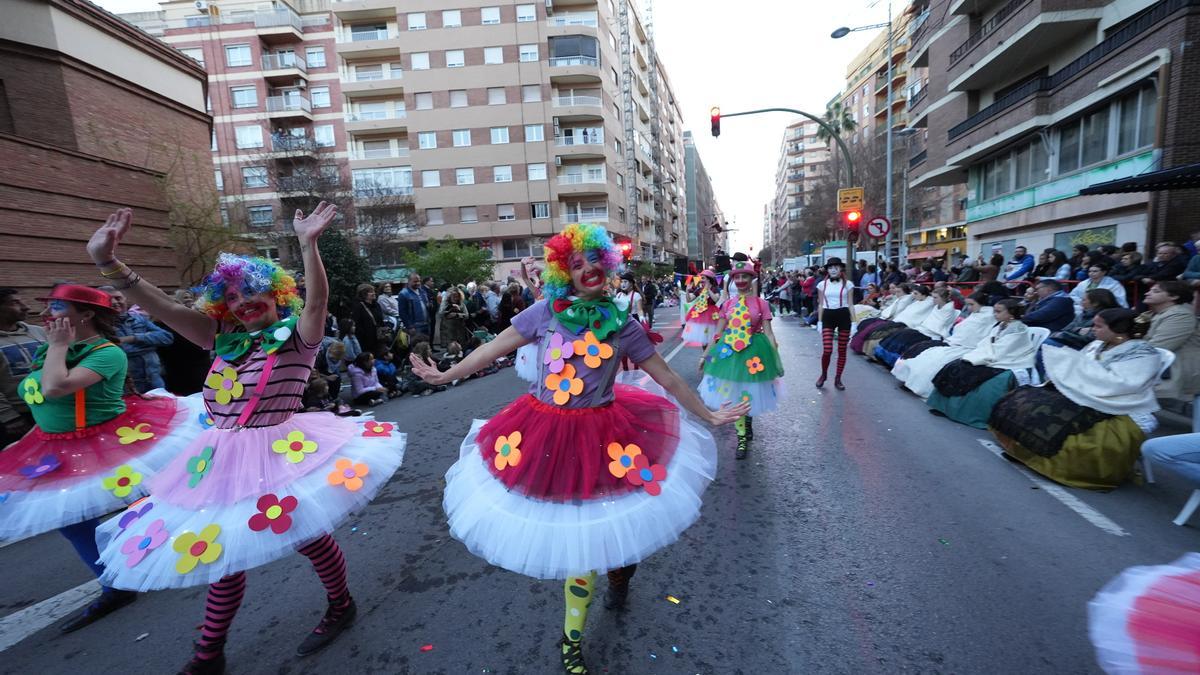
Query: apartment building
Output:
[[126, 0, 687, 278], [769, 119, 829, 258], [837, 13, 912, 147], [905, 0, 1200, 260], [683, 130, 723, 266]]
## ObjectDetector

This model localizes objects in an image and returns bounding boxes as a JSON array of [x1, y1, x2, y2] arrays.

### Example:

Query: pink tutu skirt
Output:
[[94, 412, 406, 591], [681, 304, 721, 347], [0, 395, 195, 543]]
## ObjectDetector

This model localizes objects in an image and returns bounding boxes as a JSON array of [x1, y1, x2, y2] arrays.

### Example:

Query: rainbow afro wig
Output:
[[193, 252, 303, 322], [541, 223, 623, 300]]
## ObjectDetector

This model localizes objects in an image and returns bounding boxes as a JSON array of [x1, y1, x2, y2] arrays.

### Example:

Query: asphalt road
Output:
[[2, 310, 1198, 675]]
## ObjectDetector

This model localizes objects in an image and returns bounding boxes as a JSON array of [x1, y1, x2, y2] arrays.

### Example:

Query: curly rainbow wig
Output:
[[193, 252, 303, 321], [541, 223, 623, 300]]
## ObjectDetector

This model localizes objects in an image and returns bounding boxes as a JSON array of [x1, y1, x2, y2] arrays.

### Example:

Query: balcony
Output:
[[266, 95, 311, 119], [336, 29, 400, 58], [278, 175, 339, 192], [907, 81, 928, 110], [254, 9, 303, 43], [557, 173, 607, 196], [350, 146, 410, 161], [549, 12, 599, 27], [555, 134, 606, 159], [330, 0, 397, 21], [549, 55, 601, 85], [553, 93, 603, 121], [353, 185, 413, 198], [344, 108, 407, 133], [270, 135, 319, 157], [341, 68, 403, 97], [261, 53, 306, 84]]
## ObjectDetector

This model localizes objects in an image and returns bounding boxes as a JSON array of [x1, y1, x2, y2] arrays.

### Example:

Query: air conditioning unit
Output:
[[554, 156, 562, 166], [194, 0, 208, 10], [552, 117, 561, 132], [293, 79, 306, 88], [545, 0, 553, 13], [952, 246, 961, 254]]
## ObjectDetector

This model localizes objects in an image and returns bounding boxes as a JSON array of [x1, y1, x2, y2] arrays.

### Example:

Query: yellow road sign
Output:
[[837, 187, 864, 212]]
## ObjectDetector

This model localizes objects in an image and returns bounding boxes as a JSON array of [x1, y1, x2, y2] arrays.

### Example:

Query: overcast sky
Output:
[[93, 0, 891, 255]]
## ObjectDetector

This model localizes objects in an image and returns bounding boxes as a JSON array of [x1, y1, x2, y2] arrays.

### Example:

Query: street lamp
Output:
[[894, 127, 919, 264], [832, 2, 896, 264]]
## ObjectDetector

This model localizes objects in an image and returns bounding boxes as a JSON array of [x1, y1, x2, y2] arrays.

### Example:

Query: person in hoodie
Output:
[[0, 288, 47, 445], [1023, 279, 1075, 332], [1004, 246, 1036, 284]]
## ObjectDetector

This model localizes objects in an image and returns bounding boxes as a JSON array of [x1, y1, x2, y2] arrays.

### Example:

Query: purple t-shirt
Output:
[[511, 299, 657, 408]]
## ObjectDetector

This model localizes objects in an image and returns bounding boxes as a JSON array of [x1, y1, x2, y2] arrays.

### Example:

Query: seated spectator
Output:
[[1005, 246, 1036, 284], [1069, 259, 1128, 313], [374, 348, 402, 397], [850, 283, 914, 354], [348, 352, 387, 406], [1032, 251, 1054, 280], [1024, 279, 1075, 332], [1143, 281, 1200, 425], [1039, 250, 1072, 281], [955, 257, 980, 284], [893, 292, 995, 399], [990, 308, 1166, 489], [1140, 243, 1188, 286], [339, 319, 362, 365], [926, 298, 1038, 429], [403, 340, 445, 396], [1047, 288, 1120, 350], [875, 287, 958, 367], [1182, 248, 1200, 287], [979, 253, 1005, 284], [439, 340, 464, 371], [302, 371, 359, 416], [1110, 251, 1144, 283], [863, 285, 937, 361], [1142, 433, 1200, 487]]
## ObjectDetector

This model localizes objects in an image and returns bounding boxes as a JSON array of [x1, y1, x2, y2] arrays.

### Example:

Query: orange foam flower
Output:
[[544, 363, 584, 406], [572, 331, 614, 369]]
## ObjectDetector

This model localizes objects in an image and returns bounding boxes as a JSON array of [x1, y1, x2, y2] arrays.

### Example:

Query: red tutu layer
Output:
[[685, 305, 721, 325], [0, 396, 181, 492], [478, 384, 680, 501]]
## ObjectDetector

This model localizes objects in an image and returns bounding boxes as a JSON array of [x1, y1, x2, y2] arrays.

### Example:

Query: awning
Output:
[[1079, 161, 1200, 195], [907, 250, 946, 260]]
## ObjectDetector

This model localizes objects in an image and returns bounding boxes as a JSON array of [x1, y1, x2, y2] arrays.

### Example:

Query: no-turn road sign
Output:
[[865, 216, 891, 239]]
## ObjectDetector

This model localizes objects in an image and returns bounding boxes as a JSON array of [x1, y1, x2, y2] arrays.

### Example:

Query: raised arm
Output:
[[410, 326, 530, 385], [87, 208, 215, 348], [38, 319, 104, 398], [290, 202, 338, 346]]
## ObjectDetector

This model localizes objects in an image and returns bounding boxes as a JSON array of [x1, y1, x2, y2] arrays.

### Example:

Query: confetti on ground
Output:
[[420, 644, 434, 652], [867, 582, 875, 587], [649, 652, 657, 660], [938, 538, 951, 546], [351, 527, 358, 532], [672, 646, 680, 654], [666, 595, 680, 604], [135, 633, 149, 642]]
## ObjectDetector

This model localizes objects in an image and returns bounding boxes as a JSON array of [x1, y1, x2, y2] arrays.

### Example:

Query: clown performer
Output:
[[85, 205, 405, 674], [699, 258, 785, 460], [814, 257, 853, 390], [408, 223, 748, 674], [0, 284, 197, 632], [680, 269, 722, 348]]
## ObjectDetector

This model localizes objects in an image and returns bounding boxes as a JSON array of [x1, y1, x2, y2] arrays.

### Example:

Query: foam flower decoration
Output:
[[187, 447, 215, 488], [362, 421, 394, 438], [102, 465, 143, 498], [607, 442, 642, 479], [718, 382, 732, 398], [173, 524, 223, 574], [198, 412, 215, 429], [116, 422, 155, 445], [121, 518, 169, 568], [0, 492, 8, 505], [205, 366, 244, 405], [573, 331, 613, 369], [248, 493, 298, 534], [117, 499, 154, 530], [19, 454, 60, 479], [493, 432, 522, 471], [740, 390, 753, 405], [544, 363, 584, 406], [543, 333, 576, 374], [624, 454, 667, 496], [20, 378, 43, 406], [327, 458, 370, 492], [272, 430, 317, 464], [746, 357, 765, 375], [716, 344, 734, 360]]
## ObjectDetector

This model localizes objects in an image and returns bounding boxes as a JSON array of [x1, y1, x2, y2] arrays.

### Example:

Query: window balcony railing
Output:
[[351, 147, 410, 160], [549, 56, 599, 67], [261, 53, 306, 71], [550, 12, 599, 27], [254, 9, 302, 30], [271, 135, 317, 152], [351, 69, 402, 82], [907, 83, 928, 109], [557, 174, 605, 184], [948, 0, 1030, 66], [353, 185, 413, 197], [345, 109, 407, 122], [266, 96, 311, 113], [555, 133, 604, 146], [554, 94, 602, 107], [344, 29, 392, 42]]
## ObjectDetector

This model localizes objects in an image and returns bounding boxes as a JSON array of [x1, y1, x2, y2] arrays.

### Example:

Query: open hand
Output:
[[409, 353, 449, 386], [87, 208, 133, 264], [708, 400, 751, 426], [46, 318, 76, 347], [293, 201, 337, 244]]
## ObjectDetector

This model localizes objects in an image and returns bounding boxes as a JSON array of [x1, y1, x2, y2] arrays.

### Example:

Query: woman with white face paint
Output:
[[815, 257, 853, 389]]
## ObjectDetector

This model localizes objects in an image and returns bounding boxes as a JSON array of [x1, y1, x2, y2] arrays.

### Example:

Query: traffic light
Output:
[[618, 241, 633, 259], [844, 210, 862, 235], [710, 106, 720, 138]]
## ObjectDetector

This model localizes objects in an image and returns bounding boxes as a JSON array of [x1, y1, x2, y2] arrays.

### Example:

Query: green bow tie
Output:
[[551, 297, 628, 340], [214, 316, 298, 361]]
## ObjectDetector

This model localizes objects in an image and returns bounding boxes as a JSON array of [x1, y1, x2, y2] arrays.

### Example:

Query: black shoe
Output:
[[603, 565, 636, 611], [296, 597, 357, 657], [559, 636, 590, 675], [178, 642, 226, 675], [834, 379, 846, 391], [815, 376, 826, 388], [60, 589, 137, 633], [736, 435, 749, 460], [745, 416, 754, 441]]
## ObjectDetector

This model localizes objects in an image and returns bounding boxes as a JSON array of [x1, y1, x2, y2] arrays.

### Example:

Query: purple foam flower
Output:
[[118, 501, 154, 530], [542, 333, 575, 374], [120, 519, 169, 568], [19, 454, 60, 480]]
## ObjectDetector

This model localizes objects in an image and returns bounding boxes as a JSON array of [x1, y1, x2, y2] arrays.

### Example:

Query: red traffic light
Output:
[[618, 241, 633, 259], [844, 210, 862, 235], [710, 106, 721, 138]]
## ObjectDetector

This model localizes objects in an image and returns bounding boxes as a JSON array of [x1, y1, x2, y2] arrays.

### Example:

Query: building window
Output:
[[525, 123, 544, 141], [214, 169, 223, 191], [517, 4, 536, 21], [425, 208, 443, 225], [481, 6, 500, 24], [490, 127, 510, 144], [443, 9, 462, 27], [407, 12, 426, 30], [314, 125, 335, 147], [497, 204, 516, 221], [211, 130, 217, 151], [502, 238, 534, 257], [1118, 86, 1157, 154], [519, 44, 539, 62], [1081, 108, 1109, 167], [522, 85, 541, 102], [360, 139, 392, 158], [230, 86, 257, 108], [460, 206, 478, 223], [180, 47, 204, 66], [234, 125, 263, 149], [488, 87, 506, 105], [528, 163, 546, 180], [418, 131, 437, 149], [422, 169, 441, 187], [1057, 121, 1082, 175], [305, 47, 326, 68], [494, 165, 513, 182], [532, 201, 550, 219], [450, 90, 468, 107], [453, 129, 471, 147], [241, 166, 268, 188], [248, 205, 273, 227], [446, 49, 465, 68], [310, 86, 331, 108], [484, 47, 503, 64], [456, 168, 475, 185], [257, 246, 280, 261], [411, 52, 430, 70], [220, 207, 229, 225], [224, 44, 251, 67], [549, 35, 598, 66], [415, 92, 433, 110]]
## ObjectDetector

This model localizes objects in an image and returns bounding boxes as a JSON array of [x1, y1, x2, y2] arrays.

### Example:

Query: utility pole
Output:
[[884, 0, 895, 265]]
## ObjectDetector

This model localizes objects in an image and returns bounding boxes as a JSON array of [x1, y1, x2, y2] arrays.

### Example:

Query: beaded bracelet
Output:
[[113, 272, 142, 290]]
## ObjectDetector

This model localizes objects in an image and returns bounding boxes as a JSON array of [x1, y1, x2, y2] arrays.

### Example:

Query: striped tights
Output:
[[820, 328, 849, 379], [194, 534, 348, 658]]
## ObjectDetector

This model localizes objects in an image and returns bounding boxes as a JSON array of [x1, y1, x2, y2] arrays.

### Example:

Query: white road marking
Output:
[[0, 580, 100, 652], [664, 340, 687, 364], [977, 439, 1129, 537]]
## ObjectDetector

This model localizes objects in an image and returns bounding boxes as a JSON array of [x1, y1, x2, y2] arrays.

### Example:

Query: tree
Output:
[[816, 101, 858, 187], [318, 228, 372, 319], [403, 237, 495, 286], [757, 245, 774, 267]]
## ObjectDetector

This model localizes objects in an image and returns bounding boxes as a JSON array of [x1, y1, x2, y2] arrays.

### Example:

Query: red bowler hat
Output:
[[37, 284, 114, 310]]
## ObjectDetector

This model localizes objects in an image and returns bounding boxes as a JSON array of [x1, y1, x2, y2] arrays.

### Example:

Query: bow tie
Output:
[[551, 296, 628, 341], [214, 316, 298, 361]]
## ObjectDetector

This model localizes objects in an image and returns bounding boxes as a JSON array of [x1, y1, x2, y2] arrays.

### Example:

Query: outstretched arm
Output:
[[410, 326, 530, 385], [637, 354, 749, 426], [291, 202, 338, 346], [87, 208, 216, 348]]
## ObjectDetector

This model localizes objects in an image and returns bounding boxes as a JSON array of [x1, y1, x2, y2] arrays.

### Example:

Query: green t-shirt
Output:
[[24, 343, 128, 433]]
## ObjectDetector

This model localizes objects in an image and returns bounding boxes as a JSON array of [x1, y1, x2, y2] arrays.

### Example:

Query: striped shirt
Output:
[[203, 323, 320, 428]]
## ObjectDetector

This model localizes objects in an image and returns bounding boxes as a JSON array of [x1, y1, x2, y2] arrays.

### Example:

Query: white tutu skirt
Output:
[[442, 372, 717, 579], [0, 392, 198, 544], [94, 414, 406, 591], [514, 343, 539, 383], [680, 321, 717, 347], [698, 376, 784, 417]]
